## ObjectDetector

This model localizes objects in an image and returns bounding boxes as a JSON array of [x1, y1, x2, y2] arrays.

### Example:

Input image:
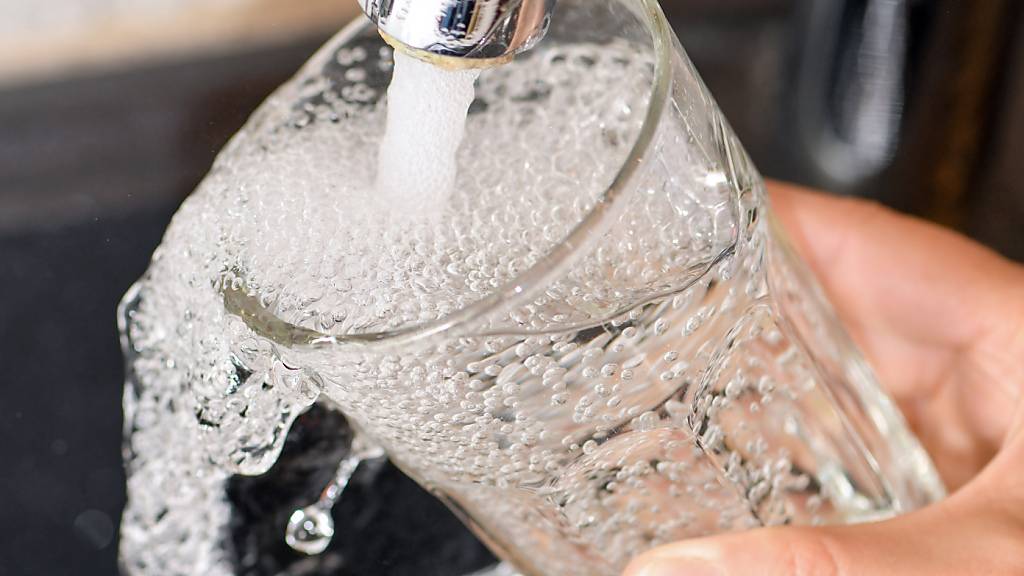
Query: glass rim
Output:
[[291, 0, 674, 351]]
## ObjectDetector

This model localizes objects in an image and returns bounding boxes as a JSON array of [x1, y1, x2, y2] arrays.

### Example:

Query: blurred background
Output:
[[1, 0, 1021, 574]]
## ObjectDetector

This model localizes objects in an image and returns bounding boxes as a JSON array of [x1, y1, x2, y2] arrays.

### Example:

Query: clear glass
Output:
[[118, 1, 945, 575]]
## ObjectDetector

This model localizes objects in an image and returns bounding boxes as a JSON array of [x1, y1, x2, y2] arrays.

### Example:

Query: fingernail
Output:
[[631, 556, 724, 576]]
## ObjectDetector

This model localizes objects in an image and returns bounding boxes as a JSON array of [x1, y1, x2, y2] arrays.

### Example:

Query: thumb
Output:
[[622, 490, 1024, 576]]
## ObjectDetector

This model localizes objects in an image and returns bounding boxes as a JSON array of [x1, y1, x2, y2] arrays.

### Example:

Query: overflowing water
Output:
[[119, 22, 942, 576], [120, 35, 656, 575], [284, 437, 384, 555]]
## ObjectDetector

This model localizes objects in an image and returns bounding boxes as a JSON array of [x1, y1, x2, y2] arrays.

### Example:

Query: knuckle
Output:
[[774, 530, 845, 576], [847, 197, 892, 228], [995, 516, 1024, 572], [822, 197, 891, 271]]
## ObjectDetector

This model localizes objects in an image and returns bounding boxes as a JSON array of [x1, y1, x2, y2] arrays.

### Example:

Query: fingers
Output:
[[766, 182, 1024, 484], [623, 492, 1024, 576], [767, 182, 1023, 376], [622, 422, 1024, 576], [620, 185, 1024, 576]]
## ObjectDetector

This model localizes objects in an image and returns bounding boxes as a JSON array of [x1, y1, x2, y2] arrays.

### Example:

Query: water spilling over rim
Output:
[[224, 1, 675, 353]]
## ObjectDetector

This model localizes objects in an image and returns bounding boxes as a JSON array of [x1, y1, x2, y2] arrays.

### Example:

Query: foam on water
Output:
[[217, 42, 649, 338]]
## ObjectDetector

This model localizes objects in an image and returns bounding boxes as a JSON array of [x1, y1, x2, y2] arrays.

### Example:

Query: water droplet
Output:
[[74, 509, 114, 550], [285, 505, 335, 555]]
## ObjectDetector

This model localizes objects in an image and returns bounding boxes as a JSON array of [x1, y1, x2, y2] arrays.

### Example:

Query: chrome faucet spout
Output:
[[357, 0, 556, 68]]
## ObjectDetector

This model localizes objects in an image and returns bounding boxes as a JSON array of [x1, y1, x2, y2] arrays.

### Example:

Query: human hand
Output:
[[624, 182, 1024, 576]]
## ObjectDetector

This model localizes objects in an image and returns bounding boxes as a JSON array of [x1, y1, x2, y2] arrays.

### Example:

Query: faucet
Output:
[[357, 0, 557, 68]]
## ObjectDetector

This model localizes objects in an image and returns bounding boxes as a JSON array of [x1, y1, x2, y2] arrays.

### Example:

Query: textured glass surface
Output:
[[119, 2, 943, 575]]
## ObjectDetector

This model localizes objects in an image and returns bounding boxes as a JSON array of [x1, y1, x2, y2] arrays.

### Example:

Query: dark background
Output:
[[2, 1, 1022, 574]]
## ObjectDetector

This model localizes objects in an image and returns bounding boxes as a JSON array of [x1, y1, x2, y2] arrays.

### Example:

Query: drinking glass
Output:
[[120, 1, 945, 574]]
